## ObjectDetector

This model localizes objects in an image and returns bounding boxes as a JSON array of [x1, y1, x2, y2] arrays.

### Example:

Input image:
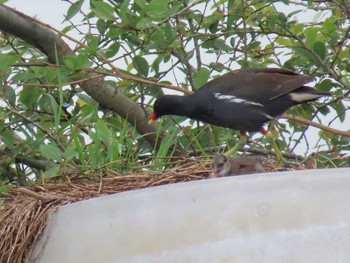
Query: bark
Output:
[[0, 4, 184, 155]]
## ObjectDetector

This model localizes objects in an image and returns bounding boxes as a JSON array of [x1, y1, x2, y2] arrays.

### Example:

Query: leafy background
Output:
[[0, 0, 349, 187]]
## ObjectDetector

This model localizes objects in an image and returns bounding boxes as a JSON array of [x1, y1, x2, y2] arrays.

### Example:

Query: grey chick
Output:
[[211, 154, 265, 177]]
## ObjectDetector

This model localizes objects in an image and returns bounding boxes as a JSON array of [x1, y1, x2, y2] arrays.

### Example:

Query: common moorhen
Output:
[[211, 153, 265, 177], [149, 68, 329, 132]]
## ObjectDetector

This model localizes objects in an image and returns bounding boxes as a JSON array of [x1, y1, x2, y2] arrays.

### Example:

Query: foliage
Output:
[[0, 0, 349, 185]]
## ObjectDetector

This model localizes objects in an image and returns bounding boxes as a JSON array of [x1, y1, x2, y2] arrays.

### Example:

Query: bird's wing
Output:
[[196, 68, 313, 104]]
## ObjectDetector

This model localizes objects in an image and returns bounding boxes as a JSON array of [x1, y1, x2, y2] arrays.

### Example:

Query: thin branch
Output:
[[15, 156, 55, 171], [282, 114, 350, 137]]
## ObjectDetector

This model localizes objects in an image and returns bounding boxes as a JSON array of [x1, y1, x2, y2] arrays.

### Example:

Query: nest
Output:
[[0, 156, 299, 263]]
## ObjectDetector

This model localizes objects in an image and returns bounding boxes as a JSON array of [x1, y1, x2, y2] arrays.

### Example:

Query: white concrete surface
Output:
[[30, 168, 350, 263]]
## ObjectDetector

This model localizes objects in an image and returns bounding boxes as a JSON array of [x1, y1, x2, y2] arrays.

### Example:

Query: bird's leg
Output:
[[224, 131, 247, 157], [262, 128, 285, 164], [263, 127, 297, 166]]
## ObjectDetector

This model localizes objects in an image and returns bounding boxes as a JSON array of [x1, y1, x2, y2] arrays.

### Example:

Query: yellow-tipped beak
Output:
[[148, 112, 157, 125]]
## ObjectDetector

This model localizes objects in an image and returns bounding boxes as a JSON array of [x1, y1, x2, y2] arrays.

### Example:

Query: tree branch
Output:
[[282, 114, 350, 137], [15, 156, 55, 171], [0, 4, 184, 155]]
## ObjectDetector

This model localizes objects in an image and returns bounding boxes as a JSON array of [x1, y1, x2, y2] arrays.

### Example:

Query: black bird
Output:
[[211, 153, 265, 177], [149, 68, 330, 132]]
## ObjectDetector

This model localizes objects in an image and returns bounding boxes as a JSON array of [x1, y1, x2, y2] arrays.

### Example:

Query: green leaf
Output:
[[322, 18, 337, 34], [96, 19, 109, 35], [313, 41, 326, 60], [0, 54, 17, 73], [275, 36, 292, 46], [1, 129, 14, 147], [304, 27, 319, 48], [291, 23, 304, 35], [86, 34, 99, 53], [247, 41, 261, 50], [293, 47, 315, 63], [44, 165, 60, 178], [63, 146, 76, 162], [75, 53, 92, 68], [144, 85, 164, 97], [125, 35, 141, 46], [5, 86, 16, 107], [61, 25, 73, 34], [163, 54, 171, 63], [193, 68, 210, 89], [229, 37, 235, 48], [40, 144, 62, 161], [209, 62, 226, 72], [64, 56, 76, 69], [209, 22, 218, 34], [136, 18, 154, 30], [91, 0, 115, 21], [164, 22, 175, 42], [214, 39, 230, 52], [316, 79, 333, 92], [43, 94, 60, 127], [144, 0, 170, 19], [66, 0, 84, 20], [105, 43, 120, 58], [95, 119, 112, 145], [318, 105, 330, 116], [333, 101, 346, 123], [166, 3, 181, 17], [19, 86, 41, 108], [108, 28, 123, 39], [120, 0, 131, 20], [76, 93, 98, 106], [287, 9, 302, 18], [11, 72, 38, 82], [135, 0, 146, 9], [133, 55, 149, 77], [69, 125, 86, 169]]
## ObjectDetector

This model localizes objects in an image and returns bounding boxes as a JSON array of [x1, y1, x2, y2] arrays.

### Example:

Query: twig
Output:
[[16, 187, 75, 202], [282, 114, 350, 137]]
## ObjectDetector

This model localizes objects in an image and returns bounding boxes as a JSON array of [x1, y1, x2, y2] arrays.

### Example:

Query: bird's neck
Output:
[[161, 95, 194, 117]]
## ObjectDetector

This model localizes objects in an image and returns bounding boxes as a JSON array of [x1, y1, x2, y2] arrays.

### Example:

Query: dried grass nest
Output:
[[0, 156, 302, 263]]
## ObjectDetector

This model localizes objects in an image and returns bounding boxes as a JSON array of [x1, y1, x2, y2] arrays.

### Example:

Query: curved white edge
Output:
[[30, 168, 350, 263]]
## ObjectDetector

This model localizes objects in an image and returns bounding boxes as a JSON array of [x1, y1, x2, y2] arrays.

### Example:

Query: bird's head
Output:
[[211, 154, 230, 177], [148, 98, 162, 124], [148, 96, 183, 124]]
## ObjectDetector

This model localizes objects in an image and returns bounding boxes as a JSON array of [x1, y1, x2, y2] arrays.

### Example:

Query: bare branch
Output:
[[282, 114, 350, 137]]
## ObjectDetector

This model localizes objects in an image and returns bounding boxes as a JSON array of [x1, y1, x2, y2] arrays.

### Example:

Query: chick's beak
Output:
[[148, 112, 157, 125], [212, 167, 219, 177]]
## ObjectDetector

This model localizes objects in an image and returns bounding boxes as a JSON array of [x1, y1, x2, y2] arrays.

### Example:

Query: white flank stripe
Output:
[[289, 92, 323, 102], [214, 93, 263, 107], [262, 113, 274, 120]]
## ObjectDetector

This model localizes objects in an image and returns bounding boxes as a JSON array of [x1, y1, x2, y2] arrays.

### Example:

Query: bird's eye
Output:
[[217, 163, 224, 168]]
